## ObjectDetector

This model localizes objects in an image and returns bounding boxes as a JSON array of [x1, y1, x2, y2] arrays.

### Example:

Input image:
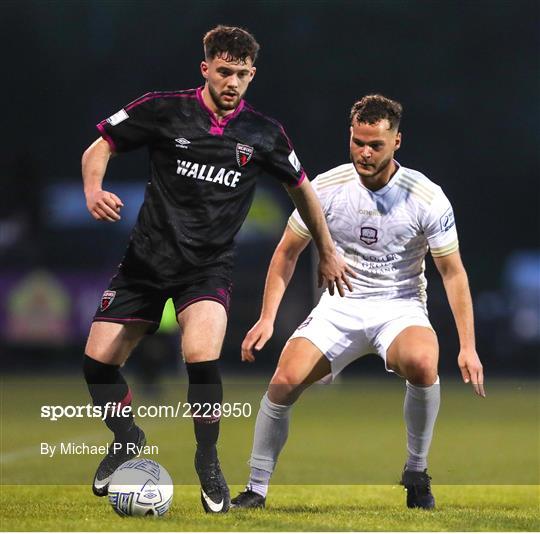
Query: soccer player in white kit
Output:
[[231, 95, 485, 510]]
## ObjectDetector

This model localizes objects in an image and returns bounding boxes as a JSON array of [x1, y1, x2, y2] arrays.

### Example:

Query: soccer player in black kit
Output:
[[81, 26, 352, 513]]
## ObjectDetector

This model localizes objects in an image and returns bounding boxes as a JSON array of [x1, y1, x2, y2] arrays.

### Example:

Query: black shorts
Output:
[[93, 270, 233, 335]]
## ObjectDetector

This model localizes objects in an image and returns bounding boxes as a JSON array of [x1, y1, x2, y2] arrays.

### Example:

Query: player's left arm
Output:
[[433, 251, 485, 397], [284, 179, 354, 297], [263, 123, 353, 296]]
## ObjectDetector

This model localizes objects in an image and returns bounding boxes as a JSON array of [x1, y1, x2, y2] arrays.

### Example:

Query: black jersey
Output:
[[97, 87, 305, 285]]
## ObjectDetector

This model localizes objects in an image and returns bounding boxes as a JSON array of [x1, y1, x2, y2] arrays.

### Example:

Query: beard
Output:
[[350, 151, 393, 180], [208, 83, 241, 111]]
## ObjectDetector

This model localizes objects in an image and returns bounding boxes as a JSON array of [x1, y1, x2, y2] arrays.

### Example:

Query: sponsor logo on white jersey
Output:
[[359, 208, 383, 217], [176, 160, 241, 188], [440, 207, 455, 232], [175, 137, 191, 148], [106, 109, 129, 126], [288, 150, 301, 172]]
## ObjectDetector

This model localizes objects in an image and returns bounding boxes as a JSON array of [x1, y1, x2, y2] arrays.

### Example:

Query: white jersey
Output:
[[288, 162, 459, 301]]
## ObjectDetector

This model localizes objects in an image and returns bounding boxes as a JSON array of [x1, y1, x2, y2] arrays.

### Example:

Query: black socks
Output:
[[84, 355, 224, 450], [186, 360, 223, 451], [83, 355, 136, 443]]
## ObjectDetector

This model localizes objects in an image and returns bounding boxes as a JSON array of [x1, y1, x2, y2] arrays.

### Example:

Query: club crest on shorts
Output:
[[100, 290, 116, 311], [236, 143, 254, 167], [360, 227, 378, 245]]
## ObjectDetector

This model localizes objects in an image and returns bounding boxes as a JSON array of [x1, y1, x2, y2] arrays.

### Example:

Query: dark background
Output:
[[1, 0, 539, 381]]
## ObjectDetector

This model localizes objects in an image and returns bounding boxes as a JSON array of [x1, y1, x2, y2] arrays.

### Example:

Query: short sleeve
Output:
[[288, 208, 311, 239], [423, 188, 459, 257], [96, 93, 157, 153], [287, 173, 338, 240], [263, 123, 306, 188]]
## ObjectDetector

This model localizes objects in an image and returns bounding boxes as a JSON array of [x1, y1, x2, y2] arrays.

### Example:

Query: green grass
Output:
[[1, 376, 539, 530], [1, 484, 538, 531]]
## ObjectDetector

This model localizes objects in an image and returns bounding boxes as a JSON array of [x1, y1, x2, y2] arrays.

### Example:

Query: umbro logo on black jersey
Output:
[[175, 137, 191, 148]]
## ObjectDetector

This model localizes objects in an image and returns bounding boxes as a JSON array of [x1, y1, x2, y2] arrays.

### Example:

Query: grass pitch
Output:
[[1, 484, 538, 531], [1, 375, 538, 530]]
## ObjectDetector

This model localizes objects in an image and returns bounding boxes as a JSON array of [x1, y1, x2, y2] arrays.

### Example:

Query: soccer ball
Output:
[[108, 458, 173, 517]]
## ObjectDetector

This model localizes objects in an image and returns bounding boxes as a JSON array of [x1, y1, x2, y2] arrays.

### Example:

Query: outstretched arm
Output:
[[433, 251, 485, 397], [241, 227, 310, 362], [284, 180, 353, 297], [82, 138, 124, 222]]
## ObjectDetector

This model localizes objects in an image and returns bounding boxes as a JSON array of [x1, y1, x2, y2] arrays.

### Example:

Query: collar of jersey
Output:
[[357, 160, 402, 196], [196, 86, 245, 128]]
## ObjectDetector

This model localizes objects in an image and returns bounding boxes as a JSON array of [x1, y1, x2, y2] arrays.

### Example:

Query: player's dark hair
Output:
[[203, 25, 260, 64], [350, 95, 403, 130]]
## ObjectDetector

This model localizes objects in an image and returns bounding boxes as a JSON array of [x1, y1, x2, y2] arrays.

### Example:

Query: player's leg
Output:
[[85, 272, 164, 496], [386, 325, 439, 509], [84, 321, 150, 495], [178, 299, 226, 452], [233, 337, 330, 508], [235, 294, 369, 509], [177, 299, 230, 512]]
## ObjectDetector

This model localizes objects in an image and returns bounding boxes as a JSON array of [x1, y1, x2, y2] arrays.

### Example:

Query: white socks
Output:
[[247, 392, 292, 497], [245, 378, 440, 497], [404, 376, 441, 472]]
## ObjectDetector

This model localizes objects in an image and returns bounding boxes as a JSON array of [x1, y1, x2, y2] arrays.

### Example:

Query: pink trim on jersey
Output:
[[176, 296, 229, 315], [119, 389, 132, 408], [294, 170, 307, 188], [243, 102, 305, 187], [209, 125, 224, 135], [96, 122, 117, 152], [243, 102, 295, 149], [96, 90, 198, 147], [196, 86, 245, 136], [124, 90, 197, 111]]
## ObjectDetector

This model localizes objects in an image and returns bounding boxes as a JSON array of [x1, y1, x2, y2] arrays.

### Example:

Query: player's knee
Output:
[[268, 369, 302, 404], [403, 353, 438, 385], [271, 367, 303, 387]]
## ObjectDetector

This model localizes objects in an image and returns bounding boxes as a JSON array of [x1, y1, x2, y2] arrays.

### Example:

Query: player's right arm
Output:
[[82, 138, 124, 222], [241, 226, 310, 362], [84, 92, 157, 222]]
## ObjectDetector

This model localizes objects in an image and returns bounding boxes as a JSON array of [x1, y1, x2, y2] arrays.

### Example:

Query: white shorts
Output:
[[289, 292, 433, 378]]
